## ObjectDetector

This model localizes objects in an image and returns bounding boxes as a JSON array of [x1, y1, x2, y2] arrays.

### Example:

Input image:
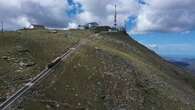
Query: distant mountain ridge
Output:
[[168, 60, 189, 67], [165, 57, 195, 74]]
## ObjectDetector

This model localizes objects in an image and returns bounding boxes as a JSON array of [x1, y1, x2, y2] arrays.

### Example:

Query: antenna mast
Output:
[[114, 4, 117, 28]]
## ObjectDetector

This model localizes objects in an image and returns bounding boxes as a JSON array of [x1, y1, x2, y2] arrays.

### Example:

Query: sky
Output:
[[133, 32, 195, 58], [0, 0, 195, 58]]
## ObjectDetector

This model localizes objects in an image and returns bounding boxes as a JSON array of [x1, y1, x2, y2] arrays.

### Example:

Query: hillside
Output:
[[1, 29, 195, 110]]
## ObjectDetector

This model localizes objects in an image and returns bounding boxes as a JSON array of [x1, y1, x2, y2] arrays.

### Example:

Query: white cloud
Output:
[[67, 22, 78, 29], [132, 0, 195, 33], [73, 0, 140, 26], [146, 44, 158, 50], [1, 0, 195, 33], [0, 0, 70, 30], [74, 0, 195, 33]]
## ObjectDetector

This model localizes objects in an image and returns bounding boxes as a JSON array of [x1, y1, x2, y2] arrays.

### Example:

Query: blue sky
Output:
[[132, 31, 195, 58], [0, 0, 195, 58]]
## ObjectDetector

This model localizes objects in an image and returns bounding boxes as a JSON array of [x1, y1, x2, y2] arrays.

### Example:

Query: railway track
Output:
[[0, 42, 81, 110]]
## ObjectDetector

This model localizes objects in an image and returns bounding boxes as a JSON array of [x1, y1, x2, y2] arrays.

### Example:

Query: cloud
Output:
[[72, 0, 140, 26], [132, 0, 195, 33], [73, 0, 195, 33], [67, 22, 78, 29], [1, 0, 195, 33], [0, 0, 70, 30], [146, 44, 158, 50]]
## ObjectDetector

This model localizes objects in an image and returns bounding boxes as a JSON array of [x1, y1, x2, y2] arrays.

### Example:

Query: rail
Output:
[[0, 43, 81, 110]]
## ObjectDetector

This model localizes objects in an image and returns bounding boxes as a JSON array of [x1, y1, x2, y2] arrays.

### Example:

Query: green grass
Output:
[[1, 29, 195, 110], [0, 29, 84, 101]]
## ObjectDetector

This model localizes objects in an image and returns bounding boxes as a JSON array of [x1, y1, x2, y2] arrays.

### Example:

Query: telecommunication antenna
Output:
[[114, 4, 117, 28]]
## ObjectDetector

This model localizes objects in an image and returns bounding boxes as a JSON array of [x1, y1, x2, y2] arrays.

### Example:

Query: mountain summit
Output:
[[0, 29, 195, 110]]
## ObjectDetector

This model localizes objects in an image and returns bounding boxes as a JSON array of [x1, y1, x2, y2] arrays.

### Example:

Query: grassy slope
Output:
[[16, 31, 195, 110], [0, 29, 88, 102]]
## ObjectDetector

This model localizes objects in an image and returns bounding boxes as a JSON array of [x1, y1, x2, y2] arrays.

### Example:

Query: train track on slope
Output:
[[0, 42, 81, 110]]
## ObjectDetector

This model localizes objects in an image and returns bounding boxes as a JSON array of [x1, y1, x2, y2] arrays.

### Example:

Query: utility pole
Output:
[[114, 4, 117, 28], [124, 20, 127, 31], [1, 21, 3, 33]]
